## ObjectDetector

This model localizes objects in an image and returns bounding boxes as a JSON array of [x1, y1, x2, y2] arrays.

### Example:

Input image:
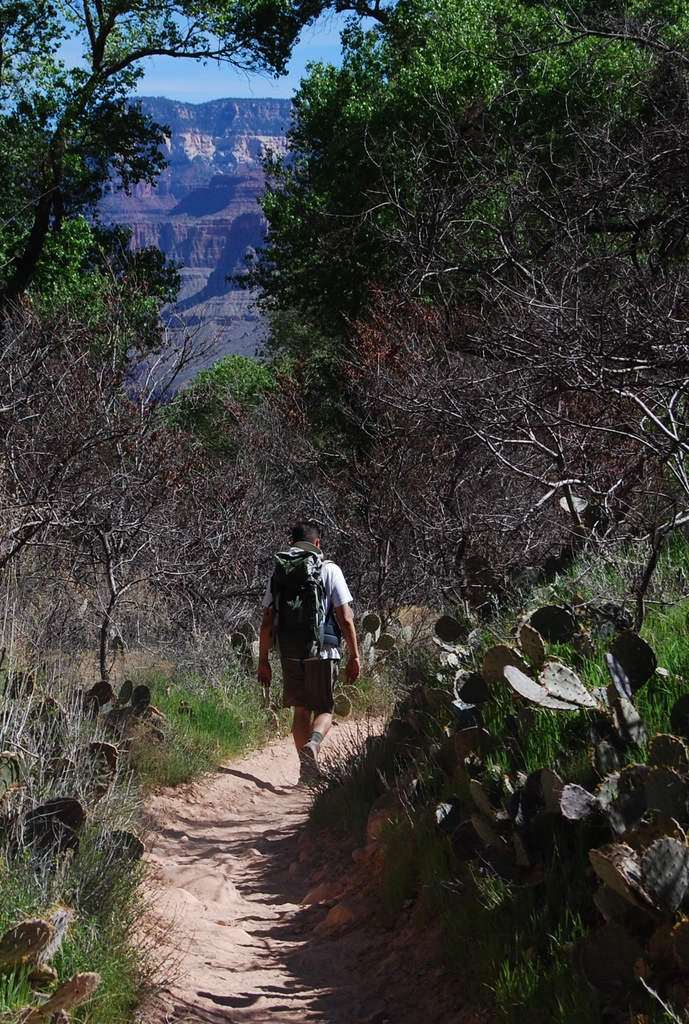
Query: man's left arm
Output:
[[334, 603, 360, 683]]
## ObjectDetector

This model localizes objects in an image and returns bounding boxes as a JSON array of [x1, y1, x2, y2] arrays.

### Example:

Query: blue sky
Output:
[[132, 15, 347, 103]]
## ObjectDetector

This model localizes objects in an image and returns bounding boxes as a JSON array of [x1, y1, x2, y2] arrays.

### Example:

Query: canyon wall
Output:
[[99, 96, 291, 361]]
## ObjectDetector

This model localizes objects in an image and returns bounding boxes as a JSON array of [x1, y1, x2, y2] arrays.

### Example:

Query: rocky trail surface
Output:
[[138, 723, 475, 1024]]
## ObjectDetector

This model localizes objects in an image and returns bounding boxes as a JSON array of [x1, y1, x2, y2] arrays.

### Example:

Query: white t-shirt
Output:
[[263, 559, 353, 660]]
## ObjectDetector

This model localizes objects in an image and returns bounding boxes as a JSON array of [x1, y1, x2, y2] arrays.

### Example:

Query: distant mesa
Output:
[[100, 96, 292, 367]]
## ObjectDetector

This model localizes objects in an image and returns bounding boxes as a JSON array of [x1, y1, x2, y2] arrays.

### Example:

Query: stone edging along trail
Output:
[[136, 722, 476, 1024]]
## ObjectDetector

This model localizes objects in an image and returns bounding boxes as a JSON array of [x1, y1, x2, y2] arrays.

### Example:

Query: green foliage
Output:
[[165, 355, 276, 452], [128, 666, 277, 788], [255, 0, 689, 339], [31, 221, 181, 361]]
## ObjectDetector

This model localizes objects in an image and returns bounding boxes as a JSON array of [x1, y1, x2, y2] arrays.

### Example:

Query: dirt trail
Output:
[[138, 723, 472, 1024]]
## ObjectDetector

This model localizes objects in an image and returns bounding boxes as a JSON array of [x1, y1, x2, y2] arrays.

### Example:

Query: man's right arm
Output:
[[258, 606, 273, 685], [334, 602, 361, 683]]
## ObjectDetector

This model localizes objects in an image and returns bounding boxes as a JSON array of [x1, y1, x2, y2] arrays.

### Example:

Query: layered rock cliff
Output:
[[99, 96, 291, 360]]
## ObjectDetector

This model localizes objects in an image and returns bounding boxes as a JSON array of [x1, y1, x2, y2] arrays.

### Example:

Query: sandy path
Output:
[[138, 723, 470, 1024]]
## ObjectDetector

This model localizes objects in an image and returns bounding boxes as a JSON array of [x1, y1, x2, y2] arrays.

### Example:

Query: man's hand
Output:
[[345, 654, 361, 684], [258, 660, 272, 686]]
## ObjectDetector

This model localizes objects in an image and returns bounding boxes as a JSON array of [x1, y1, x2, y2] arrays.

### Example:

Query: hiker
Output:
[[258, 519, 360, 782]]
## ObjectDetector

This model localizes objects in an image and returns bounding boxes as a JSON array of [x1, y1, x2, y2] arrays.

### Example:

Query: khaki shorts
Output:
[[281, 657, 339, 714]]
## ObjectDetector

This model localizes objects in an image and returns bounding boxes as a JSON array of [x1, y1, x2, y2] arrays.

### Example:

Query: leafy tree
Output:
[[166, 355, 276, 453], [253, 0, 689, 339], [0, 0, 392, 308]]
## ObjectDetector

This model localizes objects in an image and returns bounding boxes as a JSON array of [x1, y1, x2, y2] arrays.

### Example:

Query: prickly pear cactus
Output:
[[131, 684, 151, 714], [609, 631, 657, 692], [528, 605, 577, 643], [22, 971, 100, 1022], [333, 691, 352, 718], [641, 836, 689, 914], [519, 623, 546, 668], [503, 665, 578, 710], [118, 679, 133, 705], [605, 653, 633, 700], [539, 662, 600, 709], [612, 697, 648, 748], [361, 613, 381, 638], [373, 633, 396, 652], [0, 750, 24, 802], [649, 733, 689, 773], [560, 783, 599, 821], [434, 615, 465, 644], [453, 670, 489, 704], [0, 919, 53, 970], [471, 812, 508, 851], [589, 843, 651, 909], [579, 922, 646, 995], [483, 645, 529, 684]]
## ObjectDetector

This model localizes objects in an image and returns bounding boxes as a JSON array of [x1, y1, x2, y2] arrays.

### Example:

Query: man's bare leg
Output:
[[292, 706, 312, 752], [292, 709, 332, 752]]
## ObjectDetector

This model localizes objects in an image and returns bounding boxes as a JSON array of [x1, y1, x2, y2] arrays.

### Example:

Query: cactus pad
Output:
[[0, 919, 53, 969], [454, 727, 492, 760], [373, 633, 396, 651], [644, 767, 688, 821], [469, 779, 494, 818], [333, 692, 352, 717], [540, 662, 600, 708], [623, 811, 686, 852], [605, 653, 633, 701], [423, 686, 453, 710], [118, 679, 133, 705], [361, 613, 381, 637], [589, 844, 650, 908], [609, 631, 657, 692], [453, 670, 490, 704], [592, 739, 623, 776], [483, 645, 529, 685], [519, 623, 546, 668], [41, 908, 73, 963], [434, 615, 465, 643], [471, 813, 508, 850], [579, 923, 645, 994], [606, 765, 650, 835], [0, 750, 24, 801], [26, 797, 86, 833], [503, 665, 579, 709], [649, 733, 689, 772], [560, 784, 599, 821], [641, 836, 689, 914], [23, 971, 100, 1021], [435, 800, 464, 835], [538, 767, 565, 813], [86, 680, 116, 707], [528, 605, 577, 643], [131, 684, 151, 714], [612, 697, 648, 748]]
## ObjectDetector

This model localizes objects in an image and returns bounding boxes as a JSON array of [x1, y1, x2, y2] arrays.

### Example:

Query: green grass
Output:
[[125, 667, 280, 788]]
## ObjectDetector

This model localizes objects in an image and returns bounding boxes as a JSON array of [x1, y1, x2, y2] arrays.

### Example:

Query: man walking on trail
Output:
[[258, 519, 360, 782]]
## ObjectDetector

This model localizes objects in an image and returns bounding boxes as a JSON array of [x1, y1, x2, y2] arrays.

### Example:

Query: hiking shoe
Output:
[[299, 740, 321, 782]]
